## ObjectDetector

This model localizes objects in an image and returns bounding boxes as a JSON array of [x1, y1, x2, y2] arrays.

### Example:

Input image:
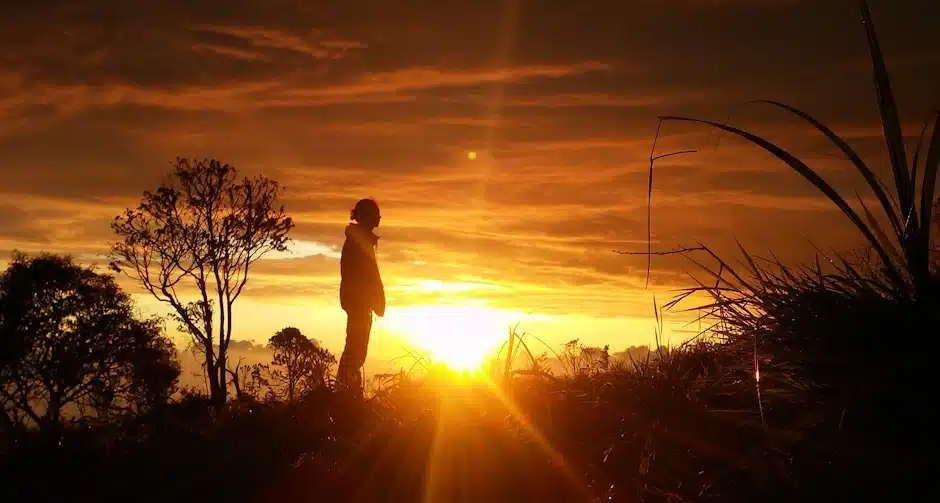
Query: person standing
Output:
[[337, 198, 385, 393]]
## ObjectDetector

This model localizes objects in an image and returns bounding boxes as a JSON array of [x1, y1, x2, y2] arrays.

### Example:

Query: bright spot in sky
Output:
[[386, 304, 516, 371], [262, 240, 340, 260], [467, 151, 477, 160], [395, 279, 500, 293]]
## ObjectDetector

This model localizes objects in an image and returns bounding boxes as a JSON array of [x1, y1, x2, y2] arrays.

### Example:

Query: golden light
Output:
[[467, 151, 477, 160], [387, 304, 511, 371]]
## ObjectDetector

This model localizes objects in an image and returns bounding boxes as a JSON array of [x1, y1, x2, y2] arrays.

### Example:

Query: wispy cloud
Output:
[[190, 43, 271, 62], [0, 62, 609, 119], [0, 0, 937, 346], [281, 62, 610, 98], [190, 24, 366, 60]]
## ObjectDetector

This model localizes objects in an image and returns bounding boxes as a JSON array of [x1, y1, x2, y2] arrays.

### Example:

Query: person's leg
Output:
[[338, 309, 372, 392], [348, 366, 362, 394], [336, 349, 353, 388]]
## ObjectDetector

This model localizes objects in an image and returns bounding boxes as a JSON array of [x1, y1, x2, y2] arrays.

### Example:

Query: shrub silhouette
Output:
[[0, 252, 180, 436]]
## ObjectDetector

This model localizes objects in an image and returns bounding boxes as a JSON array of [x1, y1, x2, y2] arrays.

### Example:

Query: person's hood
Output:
[[345, 223, 379, 248]]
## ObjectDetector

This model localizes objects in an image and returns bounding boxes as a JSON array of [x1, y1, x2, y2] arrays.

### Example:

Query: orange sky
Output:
[[1, 1, 939, 370]]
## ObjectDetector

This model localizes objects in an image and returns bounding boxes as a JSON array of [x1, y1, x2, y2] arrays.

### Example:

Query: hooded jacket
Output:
[[340, 223, 386, 316]]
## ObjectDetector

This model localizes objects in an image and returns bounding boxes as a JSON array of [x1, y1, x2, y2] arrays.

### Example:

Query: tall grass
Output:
[[642, 0, 938, 443], [649, 0, 939, 302]]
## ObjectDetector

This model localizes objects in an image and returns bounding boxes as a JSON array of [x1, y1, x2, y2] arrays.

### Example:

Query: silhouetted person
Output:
[[337, 198, 386, 393]]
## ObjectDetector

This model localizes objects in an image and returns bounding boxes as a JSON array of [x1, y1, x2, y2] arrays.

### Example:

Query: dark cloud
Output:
[[1, 0, 938, 335], [0, 205, 50, 242]]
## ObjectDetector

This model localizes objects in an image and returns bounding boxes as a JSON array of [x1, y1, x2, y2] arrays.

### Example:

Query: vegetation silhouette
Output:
[[640, 0, 936, 439], [0, 1, 933, 502], [110, 158, 294, 409], [233, 327, 336, 402], [0, 253, 180, 439]]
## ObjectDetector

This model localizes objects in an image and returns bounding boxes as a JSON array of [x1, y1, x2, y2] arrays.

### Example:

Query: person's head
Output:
[[350, 198, 381, 229]]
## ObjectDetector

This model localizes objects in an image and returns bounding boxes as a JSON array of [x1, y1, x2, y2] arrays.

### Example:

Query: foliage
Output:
[[558, 339, 610, 377], [232, 328, 336, 402], [638, 0, 937, 435], [110, 158, 294, 408], [661, 245, 933, 437], [0, 253, 179, 434], [487, 327, 614, 382], [267, 327, 335, 400], [0, 327, 924, 503], [0, 4, 931, 502], [649, 2, 940, 302], [627, 2, 936, 496]]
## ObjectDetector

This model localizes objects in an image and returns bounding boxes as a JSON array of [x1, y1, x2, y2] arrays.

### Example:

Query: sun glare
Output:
[[388, 305, 512, 371]]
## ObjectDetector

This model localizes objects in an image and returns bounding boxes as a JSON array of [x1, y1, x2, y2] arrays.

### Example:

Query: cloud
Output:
[[261, 240, 341, 260], [190, 43, 271, 62], [0, 62, 608, 121], [0, 205, 50, 243], [189, 24, 366, 60], [288, 62, 609, 97], [506, 91, 713, 108], [0, 0, 938, 351]]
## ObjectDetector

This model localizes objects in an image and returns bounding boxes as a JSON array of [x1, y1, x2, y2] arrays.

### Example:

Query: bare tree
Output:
[[110, 158, 293, 409]]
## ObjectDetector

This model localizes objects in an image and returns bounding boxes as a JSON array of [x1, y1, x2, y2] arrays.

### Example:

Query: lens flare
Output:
[[387, 304, 511, 371]]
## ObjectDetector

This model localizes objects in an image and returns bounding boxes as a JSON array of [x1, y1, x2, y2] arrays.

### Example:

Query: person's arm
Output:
[[339, 240, 350, 311], [341, 239, 372, 312], [340, 239, 362, 311], [373, 265, 386, 317]]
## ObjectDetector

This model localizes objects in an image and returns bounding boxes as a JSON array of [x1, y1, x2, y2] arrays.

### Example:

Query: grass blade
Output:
[[860, 0, 911, 220], [735, 241, 766, 290], [910, 115, 933, 198], [646, 120, 697, 288], [919, 113, 940, 248], [754, 100, 902, 236], [855, 191, 902, 265], [660, 115, 904, 288]]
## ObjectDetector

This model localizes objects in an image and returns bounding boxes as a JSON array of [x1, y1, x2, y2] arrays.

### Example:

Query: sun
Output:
[[388, 305, 510, 371]]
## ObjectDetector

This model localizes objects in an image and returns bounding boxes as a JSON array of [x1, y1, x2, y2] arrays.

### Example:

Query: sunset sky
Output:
[[2, 1, 938, 371]]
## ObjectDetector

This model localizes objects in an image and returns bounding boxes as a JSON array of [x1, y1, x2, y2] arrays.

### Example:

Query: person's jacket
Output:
[[339, 223, 386, 316]]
